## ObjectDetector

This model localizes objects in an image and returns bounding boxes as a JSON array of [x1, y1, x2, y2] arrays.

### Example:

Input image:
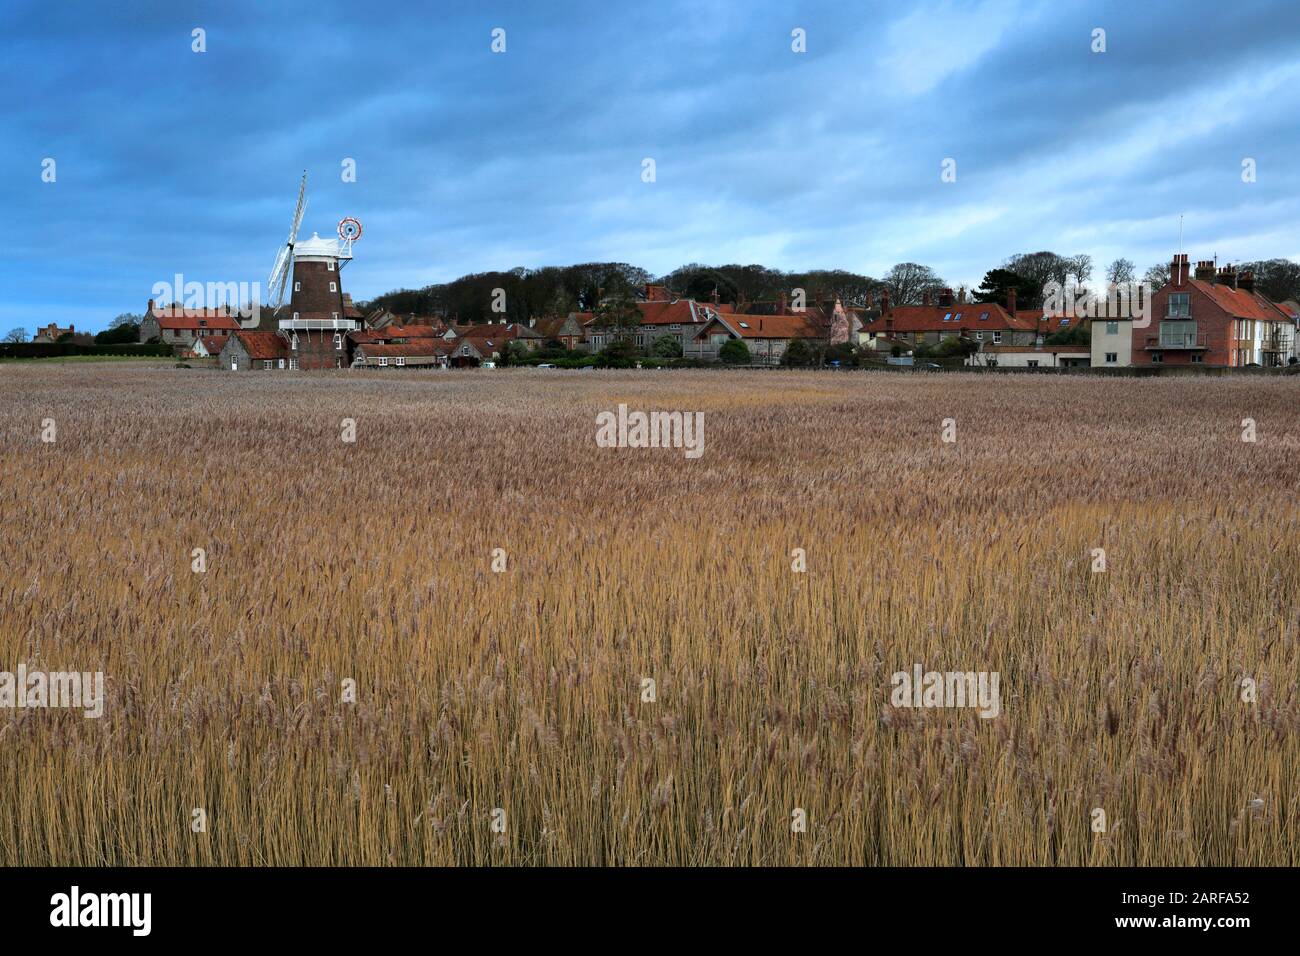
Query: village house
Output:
[[138, 300, 242, 354], [352, 340, 453, 369], [1132, 255, 1297, 368], [692, 313, 821, 364], [32, 322, 92, 344], [533, 313, 589, 349], [219, 330, 291, 371], [190, 335, 229, 361]]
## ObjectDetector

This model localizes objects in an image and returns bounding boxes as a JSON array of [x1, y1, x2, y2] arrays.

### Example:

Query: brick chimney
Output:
[[779, 291, 788, 314], [1006, 287, 1017, 314], [1170, 254, 1189, 287], [865, 291, 874, 310], [1238, 270, 1255, 293], [937, 288, 954, 308], [147, 299, 155, 313], [880, 289, 890, 316], [1194, 260, 1216, 281], [957, 286, 966, 304], [922, 290, 932, 307], [1217, 265, 1237, 289]]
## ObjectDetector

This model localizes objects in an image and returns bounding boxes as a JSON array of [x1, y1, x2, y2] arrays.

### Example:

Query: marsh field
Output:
[[0, 363, 1296, 866]]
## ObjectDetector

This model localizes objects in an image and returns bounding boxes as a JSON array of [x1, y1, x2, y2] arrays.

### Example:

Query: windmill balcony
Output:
[[279, 317, 359, 331]]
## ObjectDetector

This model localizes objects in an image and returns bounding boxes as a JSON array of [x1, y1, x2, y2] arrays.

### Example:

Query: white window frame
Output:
[[992, 331, 1003, 344], [327, 261, 335, 271], [396, 356, 405, 366], [1105, 352, 1117, 364], [291, 333, 299, 350], [294, 281, 301, 292], [277, 358, 285, 369], [292, 312, 299, 320], [379, 357, 388, 367], [330, 282, 337, 292], [262, 359, 273, 369], [289, 357, 299, 370], [333, 333, 343, 350]]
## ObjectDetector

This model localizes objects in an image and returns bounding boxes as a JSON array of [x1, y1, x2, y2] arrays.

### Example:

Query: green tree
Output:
[[651, 334, 683, 358], [718, 338, 751, 364], [782, 338, 812, 366]]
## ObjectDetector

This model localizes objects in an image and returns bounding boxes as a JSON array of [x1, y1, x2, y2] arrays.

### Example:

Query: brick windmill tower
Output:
[[266, 172, 364, 368]]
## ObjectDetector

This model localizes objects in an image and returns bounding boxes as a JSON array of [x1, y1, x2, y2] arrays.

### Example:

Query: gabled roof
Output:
[[232, 331, 288, 360], [197, 335, 227, 355], [1187, 280, 1291, 321], [695, 313, 820, 340]]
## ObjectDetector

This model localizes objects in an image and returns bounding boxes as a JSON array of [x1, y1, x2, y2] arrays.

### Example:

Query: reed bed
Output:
[[0, 363, 1295, 865]]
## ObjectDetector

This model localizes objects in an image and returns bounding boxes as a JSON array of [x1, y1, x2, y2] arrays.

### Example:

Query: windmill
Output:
[[266, 171, 308, 312]]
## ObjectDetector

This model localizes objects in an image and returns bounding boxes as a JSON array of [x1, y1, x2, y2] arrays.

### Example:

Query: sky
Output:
[[5, 0, 1300, 332]]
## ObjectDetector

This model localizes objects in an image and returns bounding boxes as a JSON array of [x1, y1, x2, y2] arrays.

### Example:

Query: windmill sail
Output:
[[266, 172, 308, 311]]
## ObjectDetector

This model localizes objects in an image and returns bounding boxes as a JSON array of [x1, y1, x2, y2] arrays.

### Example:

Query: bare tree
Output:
[[1143, 262, 1171, 292], [1106, 258, 1136, 286], [3, 327, 29, 344], [884, 262, 946, 305]]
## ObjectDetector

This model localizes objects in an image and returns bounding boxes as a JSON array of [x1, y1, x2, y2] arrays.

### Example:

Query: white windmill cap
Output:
[[293, 232, 341, 259]]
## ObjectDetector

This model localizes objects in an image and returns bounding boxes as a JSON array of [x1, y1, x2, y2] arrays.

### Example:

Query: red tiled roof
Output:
[[1189, 280, 1291, 321], [234, 331, 287, 360], [380, 323, 449, 339], [152, 308, 241, 331], [696, 314, 820, 340], [358, 342, 451, 358], [871, 303, 1043, 333], [198, 335, 227, 355]]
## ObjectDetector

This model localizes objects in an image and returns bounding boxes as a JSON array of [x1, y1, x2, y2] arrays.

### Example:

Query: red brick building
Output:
[[1133, 254, 1296, 367]]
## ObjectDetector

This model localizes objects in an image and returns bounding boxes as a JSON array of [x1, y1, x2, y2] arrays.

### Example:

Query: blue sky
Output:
[[5, 0, 1300, 332]]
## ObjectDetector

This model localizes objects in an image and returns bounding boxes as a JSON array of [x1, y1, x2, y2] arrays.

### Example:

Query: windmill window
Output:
[[332, 312, 339, 321], [327, 261, 335, 271], [294, 282, 301, 292], [330, 282, 337, 292], [293, 312, 299, 320], [333, 333, 343, 349], [291, 334, 298, 349]]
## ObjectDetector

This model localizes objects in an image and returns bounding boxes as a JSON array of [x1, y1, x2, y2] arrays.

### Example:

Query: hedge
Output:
[[0, 342, 174, 359]]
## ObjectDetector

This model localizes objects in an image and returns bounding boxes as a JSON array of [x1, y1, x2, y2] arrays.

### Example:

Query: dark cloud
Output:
[[4, 0, 1300, 330]]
